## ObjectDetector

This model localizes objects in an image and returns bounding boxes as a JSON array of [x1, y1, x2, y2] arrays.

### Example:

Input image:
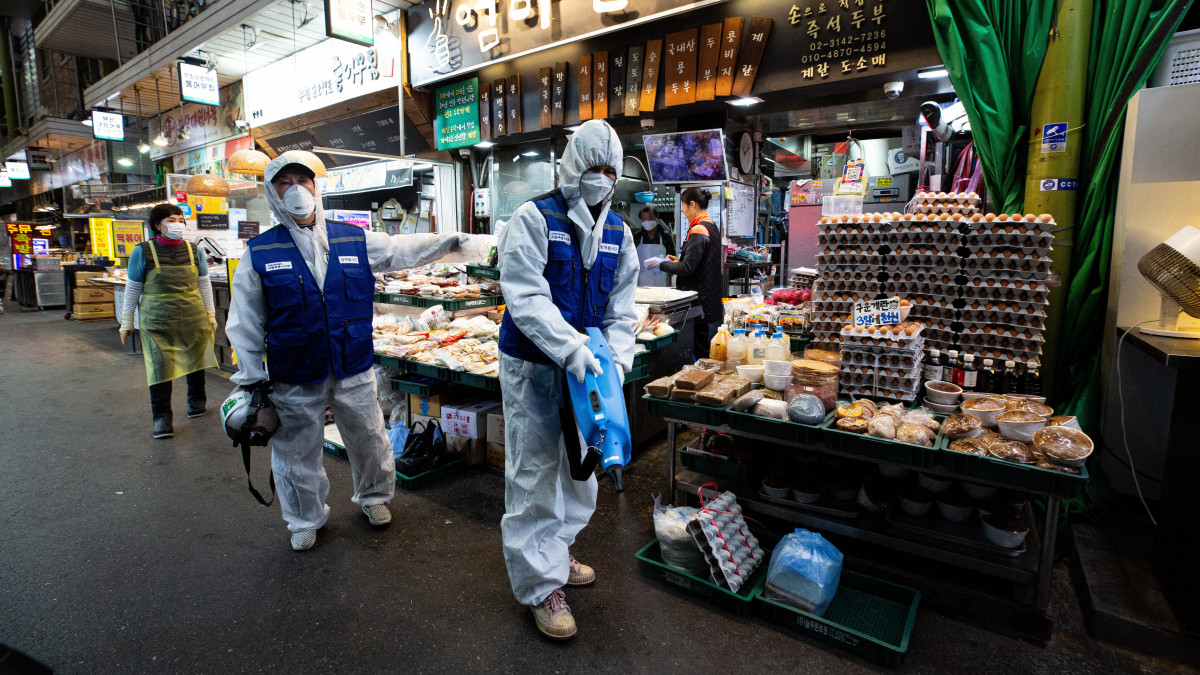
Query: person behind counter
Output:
[[118, 203, 218, 439], [646, 187, 723, 358], [632, 205, 675, 287]]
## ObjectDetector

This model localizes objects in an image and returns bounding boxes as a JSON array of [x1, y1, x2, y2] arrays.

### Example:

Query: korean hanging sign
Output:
[[435, 78, 481, 150]]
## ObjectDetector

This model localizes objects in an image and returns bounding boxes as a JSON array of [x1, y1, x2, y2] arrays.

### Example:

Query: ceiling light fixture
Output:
[[917, 68, 949, 79], [81, 117, 93, 126], [475, 141, 496, 149], [727, 96, 764, 107], [117, 157, 134, 167]]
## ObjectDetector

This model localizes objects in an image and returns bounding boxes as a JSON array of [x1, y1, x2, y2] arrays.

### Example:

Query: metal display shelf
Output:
[[374, 292, 503, 311]]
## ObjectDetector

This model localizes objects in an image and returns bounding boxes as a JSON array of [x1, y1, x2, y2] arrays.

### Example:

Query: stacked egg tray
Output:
[[956, 215, 1055, 364], [813, 216, 893, 349], [836, 325, 926, 403], [910, 191, 982, 217]]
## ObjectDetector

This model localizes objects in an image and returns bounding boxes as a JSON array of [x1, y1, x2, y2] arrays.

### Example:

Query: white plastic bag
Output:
[[652, 494, 706, 576]]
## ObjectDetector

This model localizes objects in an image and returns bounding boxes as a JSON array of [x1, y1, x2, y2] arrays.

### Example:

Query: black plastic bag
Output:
[[396, 419, 449, 475]]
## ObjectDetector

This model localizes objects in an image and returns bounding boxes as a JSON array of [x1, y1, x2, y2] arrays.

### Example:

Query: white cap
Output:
[[930, 348, 940, 356], [1005, 360, 1016, 367], [948, 349, 959, 357], [964, 354, 974, 362], [983, 358, 993, 366]]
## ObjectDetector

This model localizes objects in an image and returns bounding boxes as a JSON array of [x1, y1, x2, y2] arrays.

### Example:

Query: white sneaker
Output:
[[567, 554, 595, 586], [362, 504, 392, 526], [291, 529, 317, 551], [531, 589, 577, 640]]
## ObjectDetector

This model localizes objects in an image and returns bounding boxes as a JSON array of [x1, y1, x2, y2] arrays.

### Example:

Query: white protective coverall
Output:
[[226, 158, 466, 533], [498, 120, 640, 606]]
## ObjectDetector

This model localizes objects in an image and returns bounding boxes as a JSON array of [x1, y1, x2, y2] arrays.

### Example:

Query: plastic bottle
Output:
[[923, 348, 944, 383], [977, 358, 996, 393], [765, 331, 790, 363], [999, 360, 1020, 394], [710, 325, 729, 362], [1021, 359, 1042, 395], [946, 349, 961, 386], [1014, 361, 1029, 394], [960, 354, 978, 392], [726, 329, 748, 368], [747, 330, 767, 365]]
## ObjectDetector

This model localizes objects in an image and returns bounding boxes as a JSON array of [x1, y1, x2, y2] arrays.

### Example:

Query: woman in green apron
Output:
[[119, 204, 218, 438]]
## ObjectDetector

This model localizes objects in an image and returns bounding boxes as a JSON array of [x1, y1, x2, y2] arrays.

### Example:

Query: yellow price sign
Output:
[[876, 177, 893, 187]]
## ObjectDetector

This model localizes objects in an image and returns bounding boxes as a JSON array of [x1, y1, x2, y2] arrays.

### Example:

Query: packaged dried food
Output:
[[835, 403, 863, 419], [1032, 426, 1094, 467], [724, 377, 753, 398], [803, 347, 843, 365], [670, 388, 698, 403], [867, 415, 897, 439], [674, 368, 714, 391], [948, 438, 989, 455], [901, 407, 940, 432], [731, 390, 766, 412], [695, 386, 736, 407], [694, 358, 724, 372], [987, 440, 1035, 464], [897, 422, 934, 447], [942, 414, 983, 438], [787, 394, 827, 425], [853, 399, 878, 419], [836, 417, 868, 433], [645, 376, 674, 399], [752, 399, 789, 419]]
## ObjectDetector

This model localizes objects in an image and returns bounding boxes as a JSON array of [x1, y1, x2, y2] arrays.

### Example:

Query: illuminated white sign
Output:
[[326, 0, 373, 47], [178, 62, 220, 106], [4, 161, 30, 180], [92, 111, 125, 141]]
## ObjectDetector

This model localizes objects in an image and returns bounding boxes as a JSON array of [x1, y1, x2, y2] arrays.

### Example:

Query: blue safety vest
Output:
[[248, 221, 375, 385], [499, 189, 625, 364]]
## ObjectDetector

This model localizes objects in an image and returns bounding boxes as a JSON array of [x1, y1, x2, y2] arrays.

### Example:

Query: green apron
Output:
[[139, 241, 218, 386]]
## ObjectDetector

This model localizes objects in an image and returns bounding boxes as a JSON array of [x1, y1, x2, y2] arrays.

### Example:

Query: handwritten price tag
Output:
[[852, 298, 901, 327]]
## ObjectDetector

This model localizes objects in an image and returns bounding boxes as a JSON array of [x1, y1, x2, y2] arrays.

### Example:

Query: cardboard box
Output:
[[74, 287, 114, 303], [445, 433, 487, 465], [486, 442, 505, 468], [486, 412, 506, 445], [441, 399, 502, 439], [74, 271, 106, 280], [72, 302, 114, 316], [409, 393, 442, 417]]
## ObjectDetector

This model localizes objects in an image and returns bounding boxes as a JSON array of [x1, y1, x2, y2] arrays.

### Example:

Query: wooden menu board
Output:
[[663, 29, 698, 107], [592, 51, 609, 119], [577, 55, 593, 121], [538, 66, 553, 130], [492, 78, 507, 136], [506, 74, 521, 134], [609, 51, 627, 116], [624, 46, 644, 117], [715, 17, 744, 97], [696, 23, 722, 101], [552, 62, 568, 126], [731, 17, 773, 98], [479, 84, 492, 140], [639, 39, 663, 112]]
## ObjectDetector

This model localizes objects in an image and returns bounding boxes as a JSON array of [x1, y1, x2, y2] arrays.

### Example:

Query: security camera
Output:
[[234, 120, 250, 130], [884, 81, 903, 99], [639, 118, 654, 130]]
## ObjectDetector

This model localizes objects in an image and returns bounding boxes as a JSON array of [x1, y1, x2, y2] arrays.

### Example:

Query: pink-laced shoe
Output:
[[531, 588, 577, 639], [568, 554, 595, 586]]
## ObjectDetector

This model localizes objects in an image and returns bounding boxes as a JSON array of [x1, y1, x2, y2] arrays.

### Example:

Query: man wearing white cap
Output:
[[226, 150, 466, 551]]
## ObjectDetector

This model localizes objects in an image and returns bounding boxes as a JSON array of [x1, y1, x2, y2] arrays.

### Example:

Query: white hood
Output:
[[559, 119, 623, 269]]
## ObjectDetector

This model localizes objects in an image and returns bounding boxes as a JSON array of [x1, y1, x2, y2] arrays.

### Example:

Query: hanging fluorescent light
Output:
[[521, 150, 539, 157], [104, 91, 122, 101], [137, 141, 150, 153], [153, 132, 169, 147], [475, 141, 496, 149], [565, 125, 582, 132], [918, 68, 949, 79], [727, 97, 763, 107], [117, 157, 134, 167], [81, 118, 93, 126]]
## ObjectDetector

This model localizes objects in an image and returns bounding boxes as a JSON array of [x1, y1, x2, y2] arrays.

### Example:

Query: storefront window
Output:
[[490, 141, 555, 229]]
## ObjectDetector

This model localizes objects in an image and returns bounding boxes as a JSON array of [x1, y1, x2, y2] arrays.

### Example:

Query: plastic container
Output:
[[710, 325, 729, 362], [821, 416, 941, 468], [465, 264, 500, 280], [452, 370, 502, 392], [727, 410, 828, 445], [938, 434, 1089, 498], [752, 569, 920, 668], [390, 375, 446, 397], [727, 328, 749, 369], [636, 539, 767, 615], [747, 330, 767, 365], [765, 331, 791, 363]]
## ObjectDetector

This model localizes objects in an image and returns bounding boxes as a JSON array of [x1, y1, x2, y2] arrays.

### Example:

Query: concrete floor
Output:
[[0, 306, 1194, 674]]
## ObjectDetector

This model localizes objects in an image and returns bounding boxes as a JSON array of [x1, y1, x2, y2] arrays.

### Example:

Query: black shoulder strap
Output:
[[239, 440, 275, 507]]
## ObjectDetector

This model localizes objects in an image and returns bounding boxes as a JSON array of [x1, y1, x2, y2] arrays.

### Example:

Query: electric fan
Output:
[[1136, 225, 1200, 338]]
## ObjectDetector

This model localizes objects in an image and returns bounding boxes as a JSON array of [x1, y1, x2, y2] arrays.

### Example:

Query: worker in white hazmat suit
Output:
[[225, 150, 467, 551], [496, 120, 640, 639]]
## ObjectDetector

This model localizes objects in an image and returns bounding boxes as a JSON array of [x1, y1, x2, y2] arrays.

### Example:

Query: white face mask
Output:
[[579, 172, 614, 207], [162, 221, 184, 240], [641, 219, 658, 230], [283, 184, 316, 218]]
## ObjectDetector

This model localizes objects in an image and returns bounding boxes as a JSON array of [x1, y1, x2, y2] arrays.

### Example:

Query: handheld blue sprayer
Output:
[[561, 327, 632, 491]]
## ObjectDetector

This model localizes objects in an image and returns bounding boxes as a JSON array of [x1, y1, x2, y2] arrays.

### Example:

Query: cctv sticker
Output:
[[338, 256, 359, 265], [264, 261, 293, 271], [599, 243, 619, 255], [549, 231, 571, 244]]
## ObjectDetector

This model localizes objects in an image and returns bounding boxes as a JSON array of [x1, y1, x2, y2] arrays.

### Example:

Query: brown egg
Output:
[[970, 213, 983, 222], [997, 214, 1010, 222], [984, 214, 996, 222], [1039, 213, 1054, 223], [913, 213, 926, 221]]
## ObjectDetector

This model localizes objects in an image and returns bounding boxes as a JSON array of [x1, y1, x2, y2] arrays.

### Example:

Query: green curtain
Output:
[[1056, 0, 1193, 431], [925, 1, 1054, 213]]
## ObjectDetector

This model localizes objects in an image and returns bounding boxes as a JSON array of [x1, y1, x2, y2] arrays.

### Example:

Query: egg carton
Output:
[[817, 234, 881, 249], [961, 324, 1045, 341], [972, 348, 1043, 366], [839, 384, 920, 403], [959, 302, 1046, 318], [687, 491, 765, 593], [914, 191, 982, 204], [841, 370, 923, 392], [818, 253, 890, 267], [971, 216, 1056, 232], [892, 233, 963, 249], [908, 304, 959, 319], [822, 273, 887, 288], [841, 360, 922, 379], [840, 321, 924, 341], [894, 242, 962, 255], [961, 283, 1051, 304], [964, 230, 1056, 247], [970, 242, 1054, 257], [890, 272, 958, 287], [819, 262, 886, 277], [961, 278, 1049, 294], [963, 248, 1051, 264], [839, 345, 920, 368], [961, 266, 1051, 283], [960, 311, 1046, 330], [887, 262, 961, 276], [911, 201, 981, 215]]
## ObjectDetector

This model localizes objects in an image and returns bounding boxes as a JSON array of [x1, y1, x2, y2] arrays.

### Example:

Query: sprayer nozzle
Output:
[[606, 466, 624, 492]]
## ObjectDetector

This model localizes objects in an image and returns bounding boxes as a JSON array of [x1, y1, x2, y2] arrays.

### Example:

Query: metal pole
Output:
[[109, 0, 123, 66], [1034, 496, 1062, 613], [1023, 0, 1093, 401], [51, 48, 60, 117], [667, 420, 677, 499]]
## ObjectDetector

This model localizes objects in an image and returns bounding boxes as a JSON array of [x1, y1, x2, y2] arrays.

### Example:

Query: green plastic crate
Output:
[[753, 570, 920, 668], [642, 395, 729, 427], [789, 336, 812, 353], [395, 458, 465, 490], [452, 370, 501, 392], [405, 360, 453, 380], [406, 295, 503, 310], [679, 445, 759, 483], [821, 416, 940, 468], [726, 410, 829, 446], [466, 264, 500, 280], [635, 539, 767, 615], [322, 439, 348, 459], [389, 375, 446, 397], [626, 363, 650, 382], [374, 292, 415, 306], [636, 330, 680, 350], [938, 435, 1089, 498], [374, 353, 403, 369]]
